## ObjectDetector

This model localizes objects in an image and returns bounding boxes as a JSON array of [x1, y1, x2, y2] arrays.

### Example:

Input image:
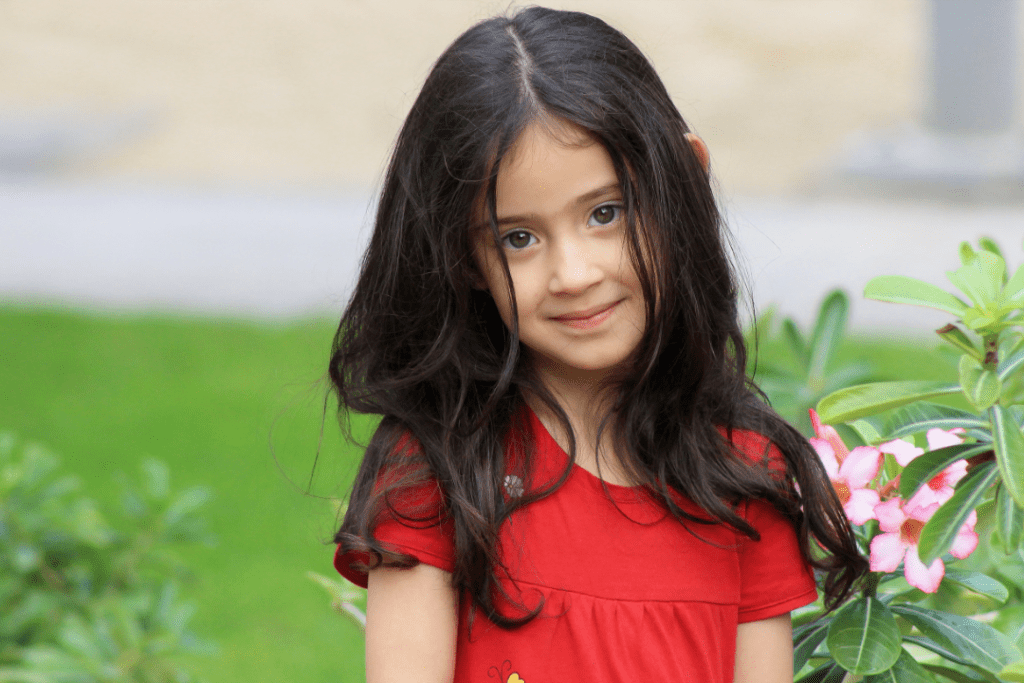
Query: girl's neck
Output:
[[525, 366, 634, 487]]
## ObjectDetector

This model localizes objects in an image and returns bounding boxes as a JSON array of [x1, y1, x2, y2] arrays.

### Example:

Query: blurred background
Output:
[[1, 1, 1022, 681]]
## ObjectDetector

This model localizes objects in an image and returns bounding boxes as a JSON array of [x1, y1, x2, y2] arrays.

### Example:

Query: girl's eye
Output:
[[589, 204, 621, 226], [502, 230, 536, 250]]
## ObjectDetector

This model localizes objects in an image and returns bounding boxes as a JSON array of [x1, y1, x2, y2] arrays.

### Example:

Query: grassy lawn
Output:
[[0, 303, 957, 682], [0, 304, 371, 683]]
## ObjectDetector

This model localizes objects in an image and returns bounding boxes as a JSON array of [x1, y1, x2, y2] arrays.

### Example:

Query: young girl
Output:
[[330, 7, 866, 682]]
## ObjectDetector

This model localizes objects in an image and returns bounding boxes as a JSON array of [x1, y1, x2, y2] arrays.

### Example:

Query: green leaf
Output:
[[923, 663, 999, 683], [905, 635, 973, 667], [141, 458, 171, 500], [863, 649, 937, 683], [796, 662, 846, 683], [794, 619, 831, 673], [865, 276, 969, 316], [891, 604, 1024, 673], [991, 405, 1024, 508], [936, 324, 981, 359], [817, 381, 961, 424], [12, 545, 41, 573], [947, 252, 1006, 308], [960, 241, 978, 265], [1000, 661, 1024, 681], [996, 483, 1024, 552], [978, 237, 1005, 263], [1003, 262, 1024, 307], [959, 356, 1001, 410], [826, 596, 902, 675], [919, 462, 999, 565], [852, 417, 886, 445], [884, 403, 987, 441], [900, 443, 990, 500], [807, 290, 849, 383], [783, 318, 809, 366], [961, 307, 999, 331], [999, 345, 1024, 382], [163, 486, 212, 527], [942, 568, 1009, 604]]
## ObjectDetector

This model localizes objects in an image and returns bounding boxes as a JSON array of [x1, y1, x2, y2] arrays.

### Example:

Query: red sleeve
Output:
[[737, 497, 818, 623], [729, 430, 818, 622], [333, 444, 456, 588]]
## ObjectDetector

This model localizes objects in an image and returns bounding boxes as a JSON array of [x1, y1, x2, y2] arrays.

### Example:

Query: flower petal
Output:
[[907, 485, 947, 509], [845, 488, 880, 525], [963, 509, 978, 529], [810, 409, 849, 461], [839, 446, 882, 489], [874, 498, 907, 533], [926, 428, 964, 451], [869, 532, 906, 572], [904, 499, 941, 523], [950, 523, 979, 559], [937, 459, 969, 488], [810, 438, 839, 479], [880, 438, 924, 467], [904, 546, 945, 593]]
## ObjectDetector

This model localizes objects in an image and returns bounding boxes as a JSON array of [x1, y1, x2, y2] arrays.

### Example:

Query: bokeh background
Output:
[[0, 0, 925, 192], [2, 1, 1023, 681]]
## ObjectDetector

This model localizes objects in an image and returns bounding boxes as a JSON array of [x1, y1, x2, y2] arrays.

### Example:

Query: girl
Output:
[[329, 7, 867, 682]]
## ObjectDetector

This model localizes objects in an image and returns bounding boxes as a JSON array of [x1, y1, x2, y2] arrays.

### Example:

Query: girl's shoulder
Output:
[[716, 425, 788, 481]]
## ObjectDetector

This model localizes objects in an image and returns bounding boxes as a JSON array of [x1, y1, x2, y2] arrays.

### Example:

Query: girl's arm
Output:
[[734, 613, 793, 683], [365, 564, 458, 683]]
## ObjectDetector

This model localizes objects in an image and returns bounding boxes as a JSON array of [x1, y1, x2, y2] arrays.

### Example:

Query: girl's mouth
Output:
[[552, 301, 619, 329]]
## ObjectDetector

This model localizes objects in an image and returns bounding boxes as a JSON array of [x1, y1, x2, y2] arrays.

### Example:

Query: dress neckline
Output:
[[522, 401, 651, 505]]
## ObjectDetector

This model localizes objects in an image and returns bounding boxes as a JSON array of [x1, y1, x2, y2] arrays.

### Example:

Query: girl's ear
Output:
[[684, 133, 710, 173]]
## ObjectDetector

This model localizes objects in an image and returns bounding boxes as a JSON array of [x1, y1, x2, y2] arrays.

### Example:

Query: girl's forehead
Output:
[[502, 118, 597, 170], [473, 118, 615, 227]]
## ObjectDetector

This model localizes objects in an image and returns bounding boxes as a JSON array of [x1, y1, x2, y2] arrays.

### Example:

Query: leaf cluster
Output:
[[748, 289, 875, 435], [0, 434, 215, 683], [801, 238, 1024, 682]]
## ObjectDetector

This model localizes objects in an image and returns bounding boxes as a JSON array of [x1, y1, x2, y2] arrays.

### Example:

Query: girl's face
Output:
[[471, 119, 647, 383]]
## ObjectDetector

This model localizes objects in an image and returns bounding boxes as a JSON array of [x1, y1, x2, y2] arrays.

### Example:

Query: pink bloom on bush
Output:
[[810, 409, 849, 460], [879, 438, 923, 466], [869, 497, 979, 593], [809, 410, 882, 525], [927, 427, 966, 451], [882, 428, 969, 507]]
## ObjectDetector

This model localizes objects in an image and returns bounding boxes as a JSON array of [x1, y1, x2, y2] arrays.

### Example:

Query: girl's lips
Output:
[[552, 301, 619, 329]]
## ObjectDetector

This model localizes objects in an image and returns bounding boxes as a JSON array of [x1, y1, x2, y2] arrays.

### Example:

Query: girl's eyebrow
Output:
[[493, 182, 621, 227]]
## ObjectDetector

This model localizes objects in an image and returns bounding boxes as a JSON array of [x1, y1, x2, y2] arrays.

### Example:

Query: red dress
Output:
[[335, 406, 817, 682]]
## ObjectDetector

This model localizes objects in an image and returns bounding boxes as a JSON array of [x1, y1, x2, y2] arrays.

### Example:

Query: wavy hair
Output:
[[330, 5, 867, 626]]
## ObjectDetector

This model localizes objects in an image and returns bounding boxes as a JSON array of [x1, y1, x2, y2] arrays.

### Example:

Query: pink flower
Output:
[[869, 497, 979, 593], [882, 429, 968, 507], [879, 438, 923, 466], [927, 427, 966, 451], [810, 409, 849, 461], [809, 411, 882, 525]]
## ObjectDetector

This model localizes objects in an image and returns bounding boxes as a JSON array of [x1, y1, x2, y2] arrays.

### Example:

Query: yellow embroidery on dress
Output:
[[507, 674, 524, 683]]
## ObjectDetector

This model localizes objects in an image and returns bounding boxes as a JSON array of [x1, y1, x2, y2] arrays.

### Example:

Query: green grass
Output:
[[0, 304, 959, 681], [0, 304, 371, 683]]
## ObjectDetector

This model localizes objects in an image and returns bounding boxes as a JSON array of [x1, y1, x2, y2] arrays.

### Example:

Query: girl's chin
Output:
[[527, 354, 636, 385]]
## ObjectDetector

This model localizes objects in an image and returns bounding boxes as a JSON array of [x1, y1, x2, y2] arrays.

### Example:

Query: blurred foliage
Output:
[[748, 289, 876, 436], [308, 500, 366, 633], [0, 433, 214, 683]]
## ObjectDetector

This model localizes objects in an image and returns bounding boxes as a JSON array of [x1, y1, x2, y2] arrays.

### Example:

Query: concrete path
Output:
[[2, 180, 1021, 333]]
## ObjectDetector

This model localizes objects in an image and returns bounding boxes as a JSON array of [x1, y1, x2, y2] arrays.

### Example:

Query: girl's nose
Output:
[[549, 236, 602, 294]]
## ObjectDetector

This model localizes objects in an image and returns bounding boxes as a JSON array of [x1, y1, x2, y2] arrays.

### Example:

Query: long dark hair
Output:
[[330, 5, 867, 626]]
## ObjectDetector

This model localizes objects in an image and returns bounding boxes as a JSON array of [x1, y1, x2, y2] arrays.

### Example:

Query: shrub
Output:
[[0, 433, 214, 683], [798, 238, 1024, 682]]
